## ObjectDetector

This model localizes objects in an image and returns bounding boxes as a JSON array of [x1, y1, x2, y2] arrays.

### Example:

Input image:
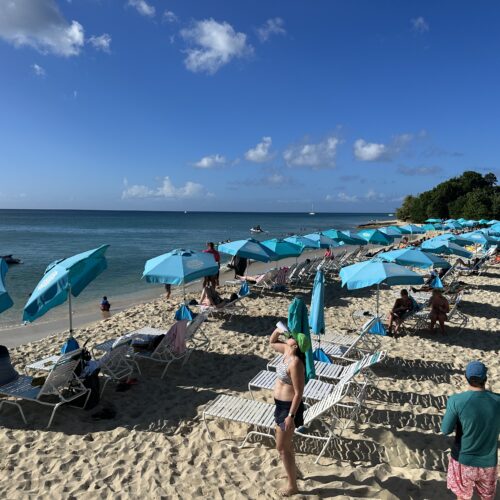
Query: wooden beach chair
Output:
[[0, 349, 89, 428], [203, 377, 350, 463]]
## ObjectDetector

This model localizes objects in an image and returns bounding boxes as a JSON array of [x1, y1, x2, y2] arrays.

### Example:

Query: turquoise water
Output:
[[0, 210, 394, 326]]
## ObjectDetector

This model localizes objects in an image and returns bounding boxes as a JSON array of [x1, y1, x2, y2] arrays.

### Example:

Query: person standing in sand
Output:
[[441, 361, 500, 500], [269, 326, 307, 497]]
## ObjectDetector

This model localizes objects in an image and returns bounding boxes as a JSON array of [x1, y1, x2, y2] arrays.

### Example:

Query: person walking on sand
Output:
[[441, 361, 500, 500], [269, 326, 308, 497], [203, 242, 220, 287]]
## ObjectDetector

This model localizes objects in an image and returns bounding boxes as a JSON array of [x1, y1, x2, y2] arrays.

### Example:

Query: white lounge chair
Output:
[[0, 349, 89, 428], [203, 377, 350, 463]]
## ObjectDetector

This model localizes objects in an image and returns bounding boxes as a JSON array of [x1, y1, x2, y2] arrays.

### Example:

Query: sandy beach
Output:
[[0, 254, 498, 499]]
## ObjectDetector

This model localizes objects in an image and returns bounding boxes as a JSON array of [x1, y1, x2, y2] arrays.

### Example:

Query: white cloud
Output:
[[193, 154, 226, 169], [353, 139, 388, 162], [163, 10, 178, 23], [0, 0, 85, 56], [257, 17, 286, 42], [31, 63, 46, 77], [326, 192, 358, 203], [128, 0, 155, 17], [283, 135, 340, 169], [122, 177, 206, 199], [180, 19, 253, 75], [245, 136, 272, 163], [88, 33, 111, 53], [411, 16, 429, 33]]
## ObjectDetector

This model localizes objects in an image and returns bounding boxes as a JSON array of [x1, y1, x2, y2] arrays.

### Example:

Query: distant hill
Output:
[[396, 171, 499, 222]]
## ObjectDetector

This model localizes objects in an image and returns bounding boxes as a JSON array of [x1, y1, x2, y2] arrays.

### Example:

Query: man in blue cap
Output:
[[441, 361, 499, 500]]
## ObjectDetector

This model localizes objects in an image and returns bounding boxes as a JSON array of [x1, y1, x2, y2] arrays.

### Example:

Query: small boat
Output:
[[309, 203, 316, 215], [1, 254, 22, 265], [388, 213, 394, 216], [250, 225, 264, 233]]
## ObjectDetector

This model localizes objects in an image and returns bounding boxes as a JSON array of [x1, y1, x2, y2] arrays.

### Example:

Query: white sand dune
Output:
[[0, 264, 498, 499]]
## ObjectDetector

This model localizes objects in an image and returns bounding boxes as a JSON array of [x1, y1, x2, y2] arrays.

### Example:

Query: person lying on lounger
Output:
[[455, 257, 481, 272], [387, 289, 413, 337]]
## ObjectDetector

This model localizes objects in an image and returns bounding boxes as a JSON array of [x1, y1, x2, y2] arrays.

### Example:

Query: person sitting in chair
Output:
[[200, 286, 238, 308], [387, 289, 413, 337]]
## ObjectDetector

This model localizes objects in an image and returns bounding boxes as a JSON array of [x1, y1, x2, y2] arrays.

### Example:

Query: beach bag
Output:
[[174, 304, 194, 321], [61, 336, 79, 354], [238, 280, 250, 297], [369, 318, 387, 336], [431, 276, 444, 289], [313, 348, 332, 364]]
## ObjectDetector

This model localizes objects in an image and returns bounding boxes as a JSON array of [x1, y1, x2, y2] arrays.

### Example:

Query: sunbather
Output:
[[455, 257, 481, 272], [200, 286, 237, 308], [388, 289, 413, 337], [269, 327, 307, 497], [430, 289, 450, 335]]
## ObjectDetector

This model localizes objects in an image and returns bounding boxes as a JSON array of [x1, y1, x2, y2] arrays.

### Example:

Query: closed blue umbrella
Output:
[[421, 239, 472, 258], [23, 245, 109, 332], [303, 232, 338, 249], [323, 229, 368, 245], [309, 270, 325, 335], [142, 248, 219, 285], [377, 248, 450, 269], [0, 258, 14, 314], [433, 233, 471, 247], [400, 224, 425, 234], [262, 239, 303, 260], [284, 235, 318, 249], [340, 261, 424, 315], [356, 229, 394, 245], [218, 238, 277, 262]]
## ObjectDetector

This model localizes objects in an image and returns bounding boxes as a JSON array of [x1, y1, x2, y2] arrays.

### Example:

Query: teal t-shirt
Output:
[[441, 390, 500, 467]]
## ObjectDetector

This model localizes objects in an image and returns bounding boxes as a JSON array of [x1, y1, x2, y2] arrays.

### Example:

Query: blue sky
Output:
[[0, 1, 499, 212]]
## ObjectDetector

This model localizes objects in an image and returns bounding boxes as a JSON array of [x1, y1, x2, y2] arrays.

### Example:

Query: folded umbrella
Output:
[[0, 258, 14, 314]]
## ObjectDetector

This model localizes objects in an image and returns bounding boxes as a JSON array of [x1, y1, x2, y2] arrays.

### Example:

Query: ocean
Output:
[[0, 209, 394, 328]]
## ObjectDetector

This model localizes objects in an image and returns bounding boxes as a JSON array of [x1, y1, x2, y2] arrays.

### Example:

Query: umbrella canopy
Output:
[[338, 230, 369, 246], [323, 229, 367, 245], [356, 229, 394, 245], [478, 219, 490, 225], [309, 269, 325, 335], [462, 220, 476, 227], [400, 224, 425, 234], [0, 258, 14, 314], [377, 248, 450, 269], [379, 226, 404, 237], [433, 233, 471, 247], [284, 235, 318, 249], [486, 219, 499, 226], [261, 239, 303, 260], [23, 245, 109, 329], [460, 231, 497, 246], [423, 223, 441, 231], [490, 222, 500, 233], [340, 261, 424, 315], [425, 218, 441, 223], [445, 221, 463, 229], [218, 238, 277, 262], [142, 249, 219, 285], [303, 232, 338, 249], [288, 296, 315, 381], [421, 239, 472, 258]]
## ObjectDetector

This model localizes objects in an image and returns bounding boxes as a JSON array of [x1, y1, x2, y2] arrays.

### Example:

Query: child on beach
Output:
[[100, 296, 111, 312]]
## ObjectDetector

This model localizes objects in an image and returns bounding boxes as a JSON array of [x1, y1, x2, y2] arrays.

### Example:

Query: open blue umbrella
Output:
[[426, 218, 442, 223], [323, 229, 368, 245], [421, 239, 472, 258], [433, 233, 471, 247], [400, 224, 425, 234], [303, 232, 338, 249], [487, 219, 499, 226], [445, 221, 463, 229], [340, 261, 424, 315], [356, 229, 394, 245], [218, 238, 277, 262], [460, 231, 497, 246], [23, 245, 109, 332], [338, 230, 369, 245], [378, 226, 404, 237], [377, 248, 450, 269], [284, 235, 318, 249], [0, 258, 14, 314], [490, 223, 500, 233], [478, 219, 490, 225], [262, 239, 303, 260], [142, 248, 219, 286], [423, 223, 440, 231]]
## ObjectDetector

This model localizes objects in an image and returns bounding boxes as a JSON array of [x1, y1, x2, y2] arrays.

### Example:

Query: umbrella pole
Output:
[[68, 285, 73, 335], [376, 283, 380, 317]]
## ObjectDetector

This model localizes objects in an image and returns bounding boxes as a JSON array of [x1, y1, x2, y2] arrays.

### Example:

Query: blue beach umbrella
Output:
[[377, 248, 450, 269], [284, 235, 318, 249], [423, 223, 439, 232], [433, 233, 471, 247], [340, 261, 424, 315], [421, 239, 472, 258], [288, 296, 316, 381], [487, 219, 499, 226], [490, 223, 500, 233], [478, 219, 490, 225], [356, 229, 394, 246], [309, 270, 331, 363], [378, 226, 404, 237], [218, 238, 277, 262], [303, 233, 338, 249], [323, 229, 368, 245], [400, 224, 425, 234], [261, 239, 303, 260], [0, 258, 14, 314], [460, 231, 497, 246], [338, 231, 369, 246], [426, 218, 441, 223], [142, 248, 219, 286], [445, 221, 463, 230], [23, 245, 109, 332]]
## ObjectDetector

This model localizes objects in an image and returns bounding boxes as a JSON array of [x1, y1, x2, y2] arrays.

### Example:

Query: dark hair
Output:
[[207, 242, 215, 249], [0, 345, 10, 358], [467, 376, 486, 388], [401, 289, 408, 296], [103, 296, 107, 301]]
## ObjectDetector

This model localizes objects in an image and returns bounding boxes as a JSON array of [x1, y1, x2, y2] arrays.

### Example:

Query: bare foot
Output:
[[279, 487, 299, 497], [280, 470, 303, 480]]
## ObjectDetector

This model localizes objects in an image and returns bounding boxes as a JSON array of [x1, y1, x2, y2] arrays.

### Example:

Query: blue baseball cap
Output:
[[465, 361, 487, 380]]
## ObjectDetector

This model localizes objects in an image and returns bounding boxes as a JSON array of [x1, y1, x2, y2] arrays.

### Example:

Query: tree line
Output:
[[396, 171, 499, 222]]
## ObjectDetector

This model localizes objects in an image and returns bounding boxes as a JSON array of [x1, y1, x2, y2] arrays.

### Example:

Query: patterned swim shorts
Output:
[[447, 456, 498, 500]]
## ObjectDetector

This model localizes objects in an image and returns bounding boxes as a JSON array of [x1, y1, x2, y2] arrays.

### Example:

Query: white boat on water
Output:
[[309, 204, 316, 215], [250, 225, 264, 233]]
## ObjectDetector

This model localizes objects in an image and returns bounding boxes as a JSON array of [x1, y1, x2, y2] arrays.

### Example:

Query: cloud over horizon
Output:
[[193, 154, 226, 169], [284, 135, 340, 169], [245, 136, 273, 163], [257, 18, 286, 42], [128, 0, 155, 18], [122, 177, 207, 199]]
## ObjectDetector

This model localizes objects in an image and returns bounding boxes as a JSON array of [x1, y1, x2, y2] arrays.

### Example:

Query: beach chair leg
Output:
[[47, 402, 64, 428], [160, 361, 173, 379], [314, 432, 332, 464], [100, 376, 111, 397], [0, 400, 28, 425]]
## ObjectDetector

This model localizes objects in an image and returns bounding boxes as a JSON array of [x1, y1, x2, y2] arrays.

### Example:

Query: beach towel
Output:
[[175, 304, 194, 321], [288, 296, 316, 382], [166, 320, 187, 354]]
